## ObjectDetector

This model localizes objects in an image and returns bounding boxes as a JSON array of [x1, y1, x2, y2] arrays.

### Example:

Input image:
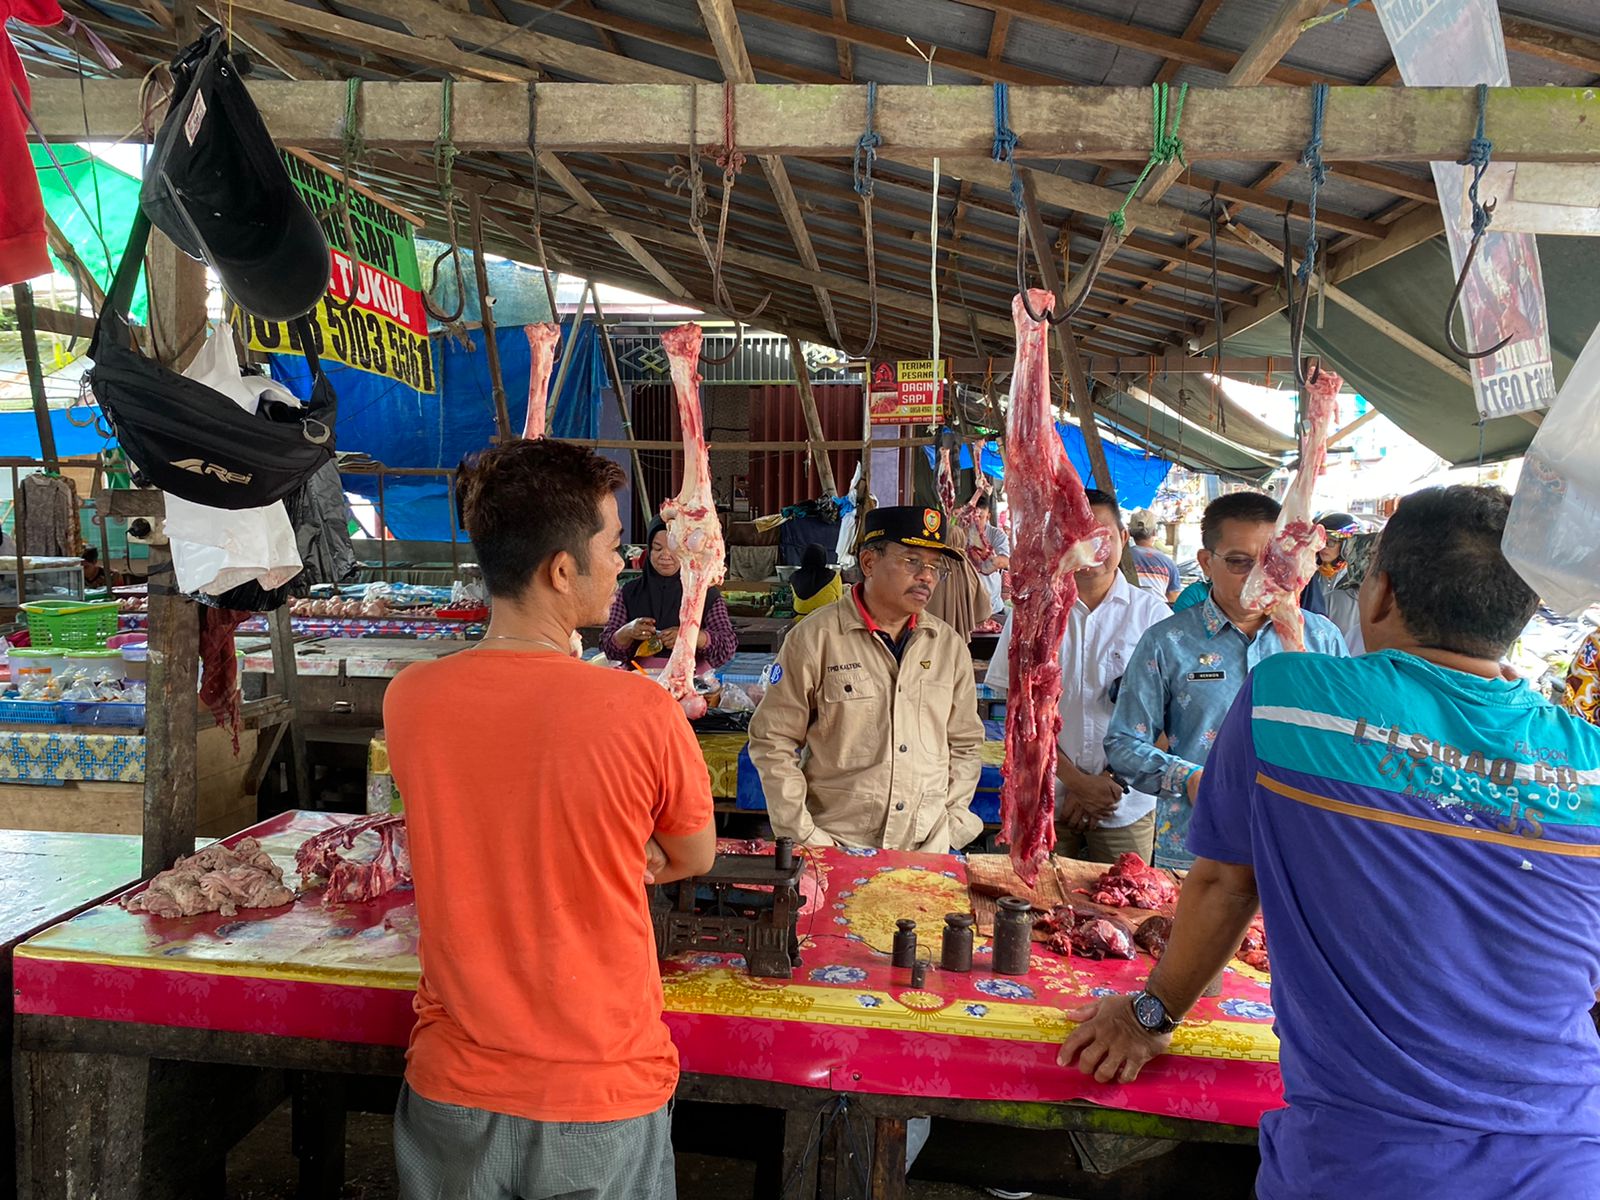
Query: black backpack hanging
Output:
[[88, 208, 338, 510]]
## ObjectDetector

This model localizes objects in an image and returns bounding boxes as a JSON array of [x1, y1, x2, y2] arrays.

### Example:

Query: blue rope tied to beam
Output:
[[1460, 82, 1495, 239], [991, 82, 1025, 212], [1297, 82, 1328, 286], [853, 81, 881, 198]]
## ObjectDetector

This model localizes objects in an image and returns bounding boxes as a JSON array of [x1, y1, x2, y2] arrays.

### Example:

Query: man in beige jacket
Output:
[[749, 506, 985, 853]]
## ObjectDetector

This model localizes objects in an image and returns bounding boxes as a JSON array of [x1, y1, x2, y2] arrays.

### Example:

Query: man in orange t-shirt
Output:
[[384, 439, 715, 1200]]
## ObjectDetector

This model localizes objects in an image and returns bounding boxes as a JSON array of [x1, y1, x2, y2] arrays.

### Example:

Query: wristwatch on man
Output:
[[1130, 988, 1179, 1035]]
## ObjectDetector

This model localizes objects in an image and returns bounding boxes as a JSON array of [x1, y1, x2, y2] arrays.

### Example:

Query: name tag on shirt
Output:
[[1186, 670, 1228, 682]]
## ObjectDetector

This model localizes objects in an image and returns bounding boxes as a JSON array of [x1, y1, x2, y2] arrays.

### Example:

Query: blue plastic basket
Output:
[[0, 699, 63, 725], [59, 700, 145, 728]]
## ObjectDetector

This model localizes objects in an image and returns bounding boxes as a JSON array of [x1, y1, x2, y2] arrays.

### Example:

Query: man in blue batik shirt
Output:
[[1104, 491, 1348, 869], [1061, 485, 1600, 1200]]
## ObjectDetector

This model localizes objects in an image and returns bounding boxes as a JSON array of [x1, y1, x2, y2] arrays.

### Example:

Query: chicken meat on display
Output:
[[658, 323, 726, 719], [521, 322, 561, 440], [1240, 365, 1342, 652], [999, 290, 1111, 885]]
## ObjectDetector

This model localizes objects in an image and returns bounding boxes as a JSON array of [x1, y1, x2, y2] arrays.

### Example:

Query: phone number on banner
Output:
[[242, 300, 436, 394]]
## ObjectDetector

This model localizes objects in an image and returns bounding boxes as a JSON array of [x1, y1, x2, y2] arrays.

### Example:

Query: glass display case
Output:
[[0, 557, 87, 608]]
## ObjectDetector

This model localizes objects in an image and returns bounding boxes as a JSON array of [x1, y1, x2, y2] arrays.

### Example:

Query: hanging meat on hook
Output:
[[936, 437, 959, 518], [521, 322, 561, 439], [657, 323, 726, 719], [954, 446, 996, 561], [1240, 364, 1342, 652], [999, 290, 1111, 885]]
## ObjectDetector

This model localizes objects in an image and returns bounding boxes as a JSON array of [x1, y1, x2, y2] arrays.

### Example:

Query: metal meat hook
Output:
[[1015, 222, 1102, 326], [1445, 203, 1514, 361]]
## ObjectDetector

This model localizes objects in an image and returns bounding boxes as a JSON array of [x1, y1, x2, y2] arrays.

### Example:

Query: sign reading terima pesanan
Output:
[[239, 151, 436, 394]]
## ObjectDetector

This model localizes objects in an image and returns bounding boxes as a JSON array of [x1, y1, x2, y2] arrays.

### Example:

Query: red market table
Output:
[[13, 812, 1282, 1199]]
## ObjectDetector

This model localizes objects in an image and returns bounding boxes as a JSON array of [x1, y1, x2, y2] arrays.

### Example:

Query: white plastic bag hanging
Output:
[[1503, 321, 1600, 617], [165, 322, 303, 595], [834, 461, 863, 568]]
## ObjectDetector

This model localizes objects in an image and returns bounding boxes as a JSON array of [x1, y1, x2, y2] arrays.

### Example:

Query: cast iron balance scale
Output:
[[651, 838, 804, 978]]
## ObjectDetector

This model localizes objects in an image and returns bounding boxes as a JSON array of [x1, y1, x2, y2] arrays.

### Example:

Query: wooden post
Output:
[[11, 284, 58, 470], [788, 334, 838, 497], [547, 279, 592, 433], [267, 606, 311, 808], [142, 544, 200, 875], [140, 36, 208, 869], [589, 290, 654, 528], [468, 193, 512, 441]]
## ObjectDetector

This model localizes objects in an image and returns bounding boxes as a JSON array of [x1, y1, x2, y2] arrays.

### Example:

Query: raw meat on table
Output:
[[1237, 917, 1269, 972], [1032, 902, 1136, 959], [998, 290, 1111, 884], [125, 837, 295, 919], [657, 323, 727, 719], [1240, 366, 1342, 652], [1134, 914, 1173, 959], [1076, 852, 1180, 911], [1073, 914, 1137, 960], [521, 322, 561, 439], [295, 814, 411, 907]]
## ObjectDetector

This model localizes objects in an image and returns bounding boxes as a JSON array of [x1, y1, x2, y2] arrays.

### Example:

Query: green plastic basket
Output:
[[21, 599, 121, 649]]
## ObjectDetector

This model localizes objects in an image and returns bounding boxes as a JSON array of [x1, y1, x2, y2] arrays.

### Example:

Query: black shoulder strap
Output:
[[291, 314, 323, 377], [105, 210, 152, 322]]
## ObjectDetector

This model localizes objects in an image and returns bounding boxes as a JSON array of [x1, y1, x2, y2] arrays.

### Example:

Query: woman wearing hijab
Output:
[[602, 517, 738, 671], [790, 543, 842, 617]]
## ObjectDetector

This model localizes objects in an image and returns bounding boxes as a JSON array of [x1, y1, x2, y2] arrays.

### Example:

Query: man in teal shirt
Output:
[[1104, 491, 1347, 868], [1064, 484, 1600, 1200]]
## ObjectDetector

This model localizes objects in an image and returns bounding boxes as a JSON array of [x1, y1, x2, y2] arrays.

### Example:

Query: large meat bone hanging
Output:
[[1240, 365, 1342, 653], [522, 322, 560, 439], [999, 290, 1111, 885], [658, 323, 727, 718]]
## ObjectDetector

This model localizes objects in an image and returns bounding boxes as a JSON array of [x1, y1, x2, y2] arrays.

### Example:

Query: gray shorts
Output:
[[393, 1082, 676, 1200]]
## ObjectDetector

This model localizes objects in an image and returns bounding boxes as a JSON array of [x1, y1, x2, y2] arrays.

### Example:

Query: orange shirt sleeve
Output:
[[651, 694, 714, 838]]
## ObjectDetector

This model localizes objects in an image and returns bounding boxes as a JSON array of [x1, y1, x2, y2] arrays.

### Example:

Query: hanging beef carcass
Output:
[[657, 323, 726, 718], [999, 290, 1111, 884], [522, 322, 561, 439], [1240, 365, 1342, 652], [936, 439, 959, 516]]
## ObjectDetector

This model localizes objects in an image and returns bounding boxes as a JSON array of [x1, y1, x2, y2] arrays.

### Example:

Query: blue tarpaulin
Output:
[[271, 320, 607, 540], [0, 406, 112, 460], [923, 424, 1172, 509]]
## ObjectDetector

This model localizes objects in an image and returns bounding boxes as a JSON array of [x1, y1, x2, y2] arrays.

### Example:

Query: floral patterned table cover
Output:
[[14, 812, 1282, 1127]]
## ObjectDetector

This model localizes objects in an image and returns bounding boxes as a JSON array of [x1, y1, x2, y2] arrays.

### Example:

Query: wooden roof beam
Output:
[[1194, 200, 1445, 349], [696, 0, 841, 346], [33, 80, 1600, 162], [1063, 0, 1328, 311], [534, 153, 694, 303], [1501, 15, 1600, 76], [736, 0, 1326, 89], [510, 0, 842, 84]]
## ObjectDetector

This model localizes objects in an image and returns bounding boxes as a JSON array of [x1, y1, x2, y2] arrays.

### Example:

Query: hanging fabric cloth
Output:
[[17, 473, 81, 557], [0, 0, 64, 286]]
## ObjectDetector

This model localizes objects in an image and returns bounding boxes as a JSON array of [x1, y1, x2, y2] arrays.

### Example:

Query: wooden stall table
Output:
[[240, 637, 469, 746], [0, 830, 190, 1199], [14, 813, 1279, 1200], [0, 715, 270, 839], [733, 615, 792, 653]]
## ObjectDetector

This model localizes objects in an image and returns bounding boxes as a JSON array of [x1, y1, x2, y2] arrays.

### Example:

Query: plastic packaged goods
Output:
[[1504, 322, 1600, 617]]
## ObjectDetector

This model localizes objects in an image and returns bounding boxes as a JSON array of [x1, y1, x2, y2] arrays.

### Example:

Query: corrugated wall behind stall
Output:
[[632, 383, 868, 520], [746, 384, 864, 514]]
